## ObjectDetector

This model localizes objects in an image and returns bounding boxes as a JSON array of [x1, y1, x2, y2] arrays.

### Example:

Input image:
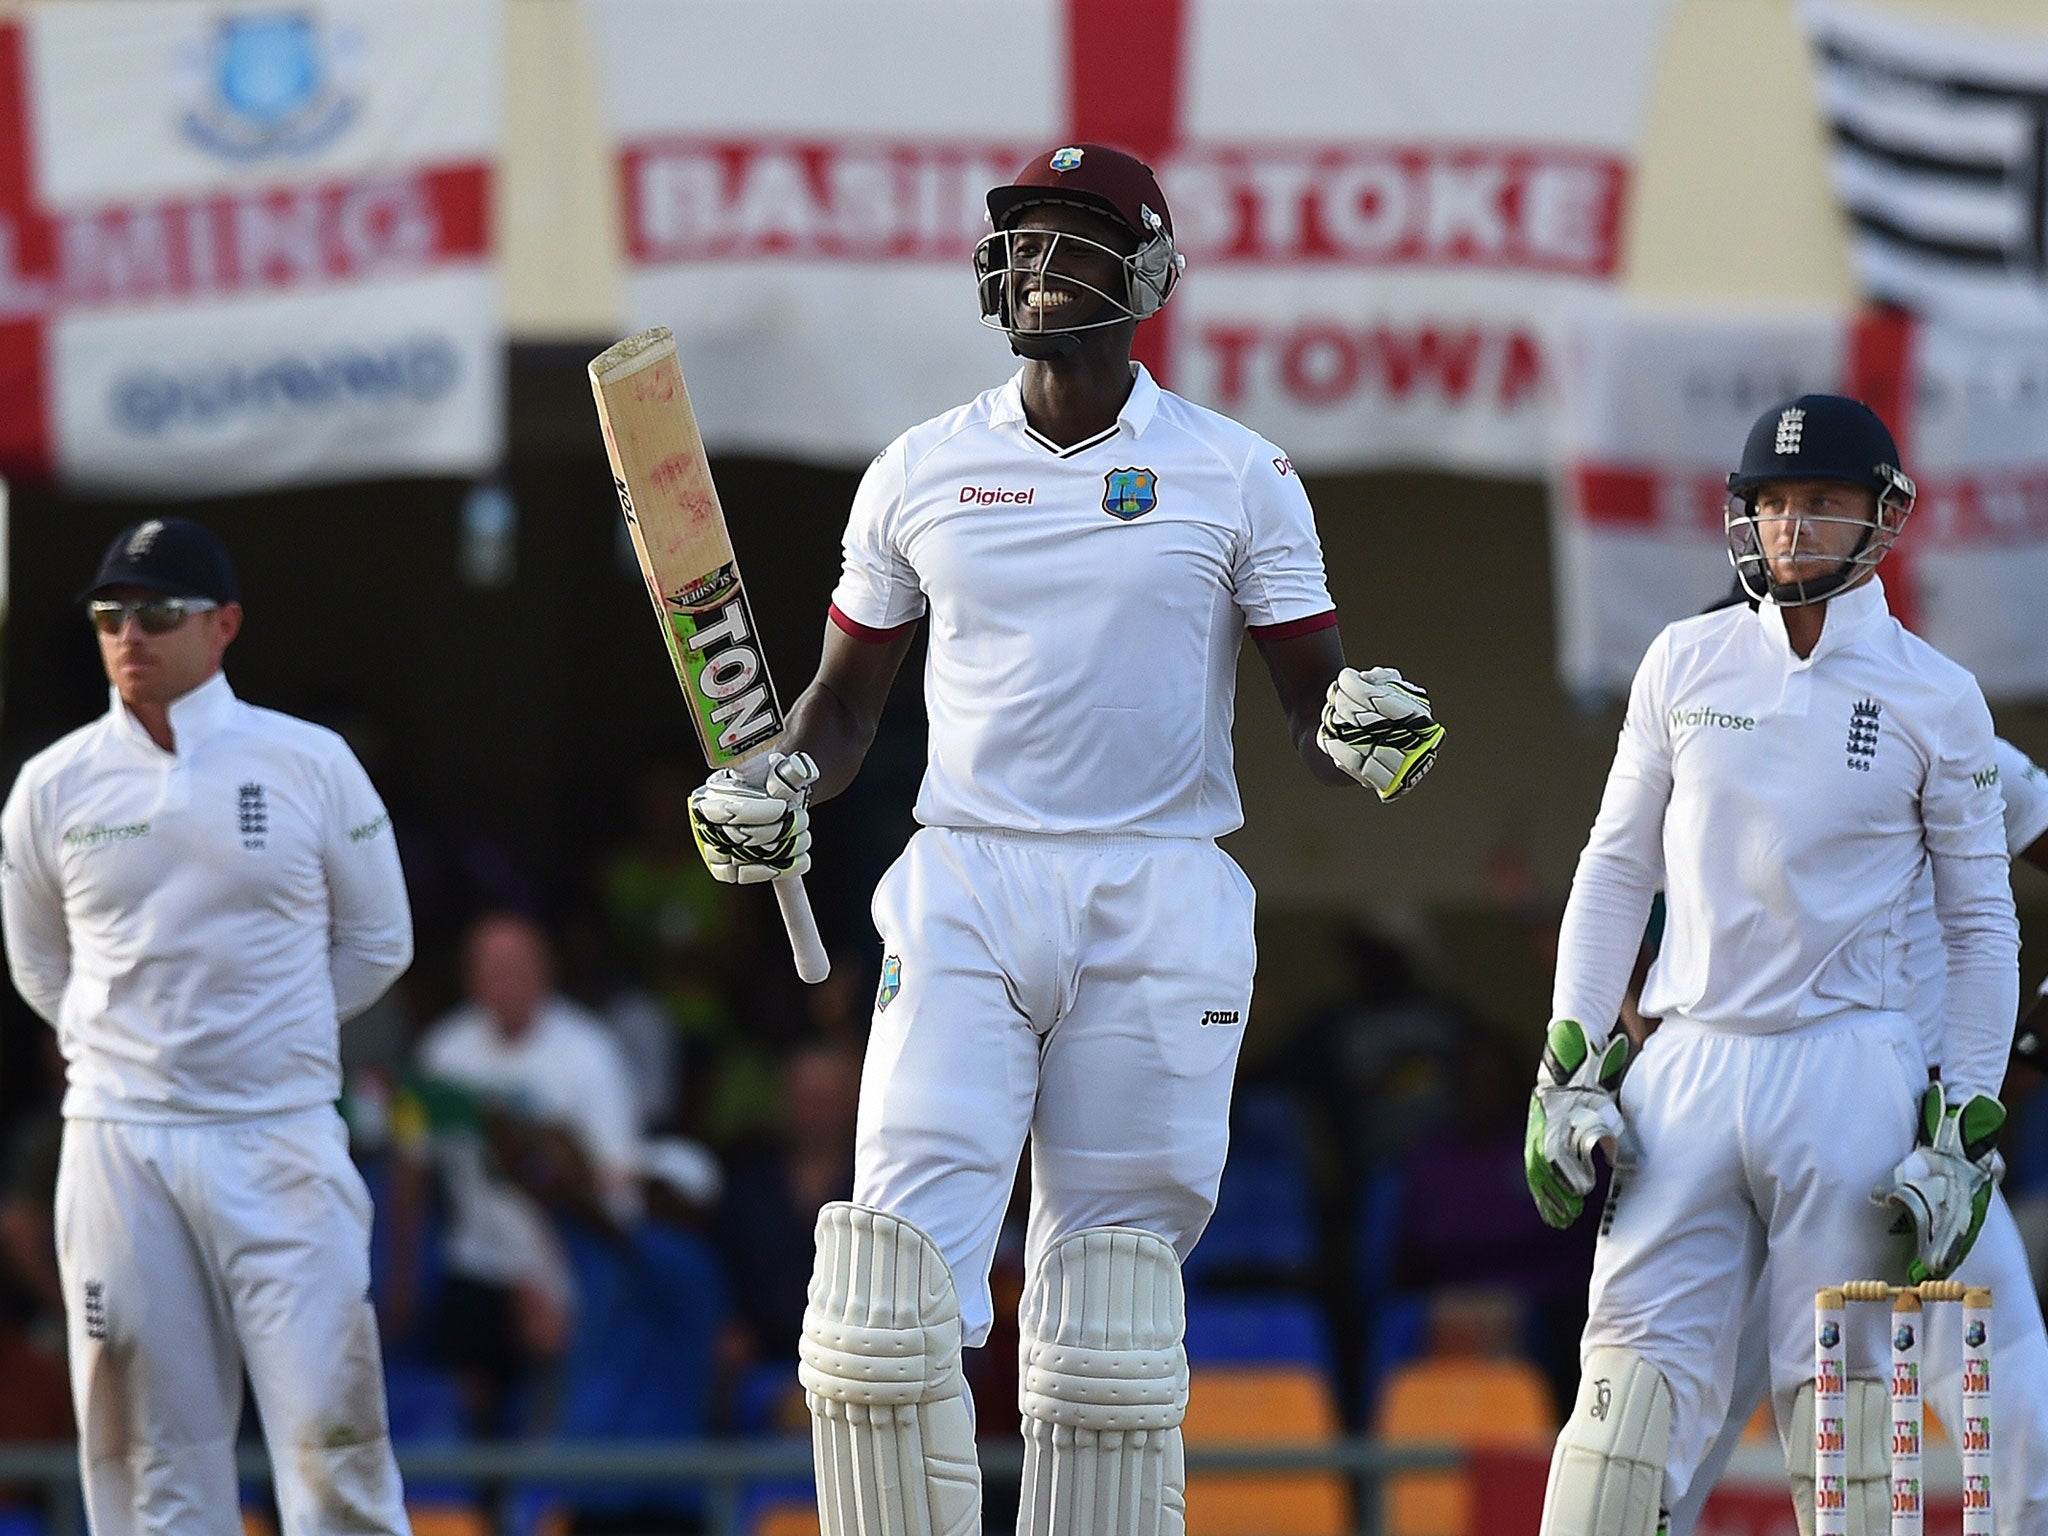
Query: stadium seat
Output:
[[1373, 1356, 1556, 1536], [1184, 1293, 1338, 1377], [549, 1220, 728, 1521], [1184, 1152, 1316, 1285], [749, 1499, 820, 1536], [403, 1507, 490, 1536], [1185, 1363, 1351, 1536]]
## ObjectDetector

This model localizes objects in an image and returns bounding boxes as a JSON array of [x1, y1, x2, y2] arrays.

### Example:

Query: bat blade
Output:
[[590, 327, 828, 983]]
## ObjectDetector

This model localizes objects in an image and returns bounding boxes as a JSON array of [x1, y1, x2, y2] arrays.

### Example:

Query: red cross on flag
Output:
[[587, 0, 1680, 474], [1555, 301, 2048, 701]]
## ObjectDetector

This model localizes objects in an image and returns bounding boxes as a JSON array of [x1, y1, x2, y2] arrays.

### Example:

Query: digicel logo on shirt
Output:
[[960, 486, 1035, 505]]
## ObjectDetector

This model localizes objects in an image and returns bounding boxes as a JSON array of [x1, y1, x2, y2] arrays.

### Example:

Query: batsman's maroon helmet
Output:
[[986, 142, 1176, 244], [978, 143, 1183, 328]]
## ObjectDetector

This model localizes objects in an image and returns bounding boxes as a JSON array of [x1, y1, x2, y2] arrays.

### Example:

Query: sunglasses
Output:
[[87, 596, 220, 636]]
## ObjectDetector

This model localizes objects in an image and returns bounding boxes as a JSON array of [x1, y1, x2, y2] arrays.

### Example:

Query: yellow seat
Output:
[[1185, 1363, 1351, 1536], [1375, 1356, 1557, 1536]]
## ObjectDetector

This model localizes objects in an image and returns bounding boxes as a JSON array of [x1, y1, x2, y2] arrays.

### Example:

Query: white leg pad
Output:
[[800, 1203, 981, 1536], [1016, 1227, 1189, 1536], [1540, 1346, 1674, 1536], [1787, 1379, 1888, 1536]]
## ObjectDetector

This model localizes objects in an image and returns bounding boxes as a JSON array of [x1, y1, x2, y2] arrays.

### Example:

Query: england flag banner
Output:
[[585, 0, 1678, 472], [1554, 302, 2048, 702], [0, 0, 502, 494], [1803, 0, 2048, 326]]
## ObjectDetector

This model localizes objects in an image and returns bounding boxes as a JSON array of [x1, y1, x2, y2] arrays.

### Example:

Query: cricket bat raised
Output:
[[589, 326, 830, 984]]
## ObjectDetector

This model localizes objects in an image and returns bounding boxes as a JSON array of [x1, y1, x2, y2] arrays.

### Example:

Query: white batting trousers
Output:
[[1581, 1013, 1926, 1510], [854, 827, 1256, 1347], [55, 1107, 409, 1536]]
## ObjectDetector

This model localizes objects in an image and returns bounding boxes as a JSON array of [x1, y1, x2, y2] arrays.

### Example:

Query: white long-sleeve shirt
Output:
[[1552, 578, 2019, 1099], [1, 672, 413, 1122], [1901, 737, 2048, 1068]]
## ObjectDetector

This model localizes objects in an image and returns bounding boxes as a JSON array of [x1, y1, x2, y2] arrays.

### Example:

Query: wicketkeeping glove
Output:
[[1525, 1018, 1632, 1229], [1873, 1084, 2005, 1283], [687, 751, 818, 885], [1317, 667, 1445, 802]]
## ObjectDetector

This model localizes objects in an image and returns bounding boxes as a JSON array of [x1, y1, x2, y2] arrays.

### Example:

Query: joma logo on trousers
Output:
[[1200, 1009, 1242, 1028]]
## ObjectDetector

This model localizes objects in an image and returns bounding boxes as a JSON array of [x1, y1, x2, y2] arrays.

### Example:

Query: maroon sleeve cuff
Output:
[[1246, 609, 1338, 641], [829, 604, 920, 643]]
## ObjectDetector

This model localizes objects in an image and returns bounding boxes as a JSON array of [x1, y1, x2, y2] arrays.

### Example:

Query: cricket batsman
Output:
[[683, 142, 1445, 1536]]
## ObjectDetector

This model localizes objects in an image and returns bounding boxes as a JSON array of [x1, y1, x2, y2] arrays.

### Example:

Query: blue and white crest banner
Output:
[[0, 0, 502, 493]]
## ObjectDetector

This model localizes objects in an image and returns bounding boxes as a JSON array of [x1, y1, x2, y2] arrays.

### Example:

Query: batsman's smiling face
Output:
[[94, 583, 242, 712], [1004, 203, 1136, 334]]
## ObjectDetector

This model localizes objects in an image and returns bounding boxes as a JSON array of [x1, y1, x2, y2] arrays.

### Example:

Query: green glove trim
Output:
[[1523, 1097, 1580, 1229]]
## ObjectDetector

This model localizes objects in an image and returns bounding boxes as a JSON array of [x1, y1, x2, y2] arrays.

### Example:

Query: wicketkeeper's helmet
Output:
[[1723, 393, 1916, 607]]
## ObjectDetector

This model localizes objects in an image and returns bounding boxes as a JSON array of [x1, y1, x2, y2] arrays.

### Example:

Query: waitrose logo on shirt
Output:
[[63, 821, 151, 849], [1669, 706, 1755, 732]]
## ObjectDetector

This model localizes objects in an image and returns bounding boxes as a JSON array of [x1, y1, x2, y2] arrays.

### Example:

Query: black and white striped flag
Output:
[[1803, 0, 2048, 323]]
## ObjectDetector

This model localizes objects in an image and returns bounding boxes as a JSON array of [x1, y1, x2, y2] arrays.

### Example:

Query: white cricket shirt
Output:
[[1, 672, 413, 1122], [829, 365, 1334, 839], [417, 997, 644, 1284], [1901, 737, 2048, 1069], [1553, 578, 2019, 1099]]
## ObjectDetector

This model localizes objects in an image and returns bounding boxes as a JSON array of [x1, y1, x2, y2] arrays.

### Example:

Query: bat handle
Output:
[[774, 874, 831, 984]]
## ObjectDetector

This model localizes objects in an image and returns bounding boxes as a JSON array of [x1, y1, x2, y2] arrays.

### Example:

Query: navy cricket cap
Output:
[[1726, 394, 1906, 500], [81, 517, 240, 604]]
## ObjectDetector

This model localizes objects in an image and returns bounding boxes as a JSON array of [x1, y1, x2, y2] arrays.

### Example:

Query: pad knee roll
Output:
[[1017, 1227, 1190, 1536], [1540, 1346, 1674, 1536], [1788, 1379, 1888, 1536], [800, 1203, 980, 1536]]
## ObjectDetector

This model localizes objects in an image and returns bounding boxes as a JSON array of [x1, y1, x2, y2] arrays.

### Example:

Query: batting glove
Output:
[[1317, 667, 1445, 801], [1524, 1018, 1631, 1229], [687, 751, 818, 885], [1873, 1085, 2005, 1282]]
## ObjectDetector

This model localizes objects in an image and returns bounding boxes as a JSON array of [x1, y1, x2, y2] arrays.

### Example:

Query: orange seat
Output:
[[753, 1500, 821, 1536], [1185, 1363, 1351, 1536], [1374, 1357, 1557, 1536], [406, 1505, 493, 1536]]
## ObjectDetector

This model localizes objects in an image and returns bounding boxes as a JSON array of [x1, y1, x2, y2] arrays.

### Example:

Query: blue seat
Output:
[[382, 1358, 475, 1504], [1184, 1294, 1337, 1377], [362, 1151, 446, 1364], [548, 1220, 729, 1518], [1185, 1153, 1316, 1284], [1232, 1086, 1312, 1169]]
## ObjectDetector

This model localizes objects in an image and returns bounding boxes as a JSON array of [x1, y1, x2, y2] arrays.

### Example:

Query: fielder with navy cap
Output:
[[1, 518, 416, 1536], [683, 142, 1446, 1536], [1524, 396, 2018, 1536]]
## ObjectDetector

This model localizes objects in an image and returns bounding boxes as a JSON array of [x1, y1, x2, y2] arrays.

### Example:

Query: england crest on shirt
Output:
[[1102, 468, 1158, 521]]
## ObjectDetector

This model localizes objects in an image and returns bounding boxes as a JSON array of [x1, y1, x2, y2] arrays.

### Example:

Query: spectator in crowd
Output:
[[1282, 923, 1467, 1174], [558, 904, 682, 1134], [398, 911, 644, 1434], [0, 1039, 70, 1445], [1392, 1027, 1594, 1407], [712, 1041, 860, 1371]]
